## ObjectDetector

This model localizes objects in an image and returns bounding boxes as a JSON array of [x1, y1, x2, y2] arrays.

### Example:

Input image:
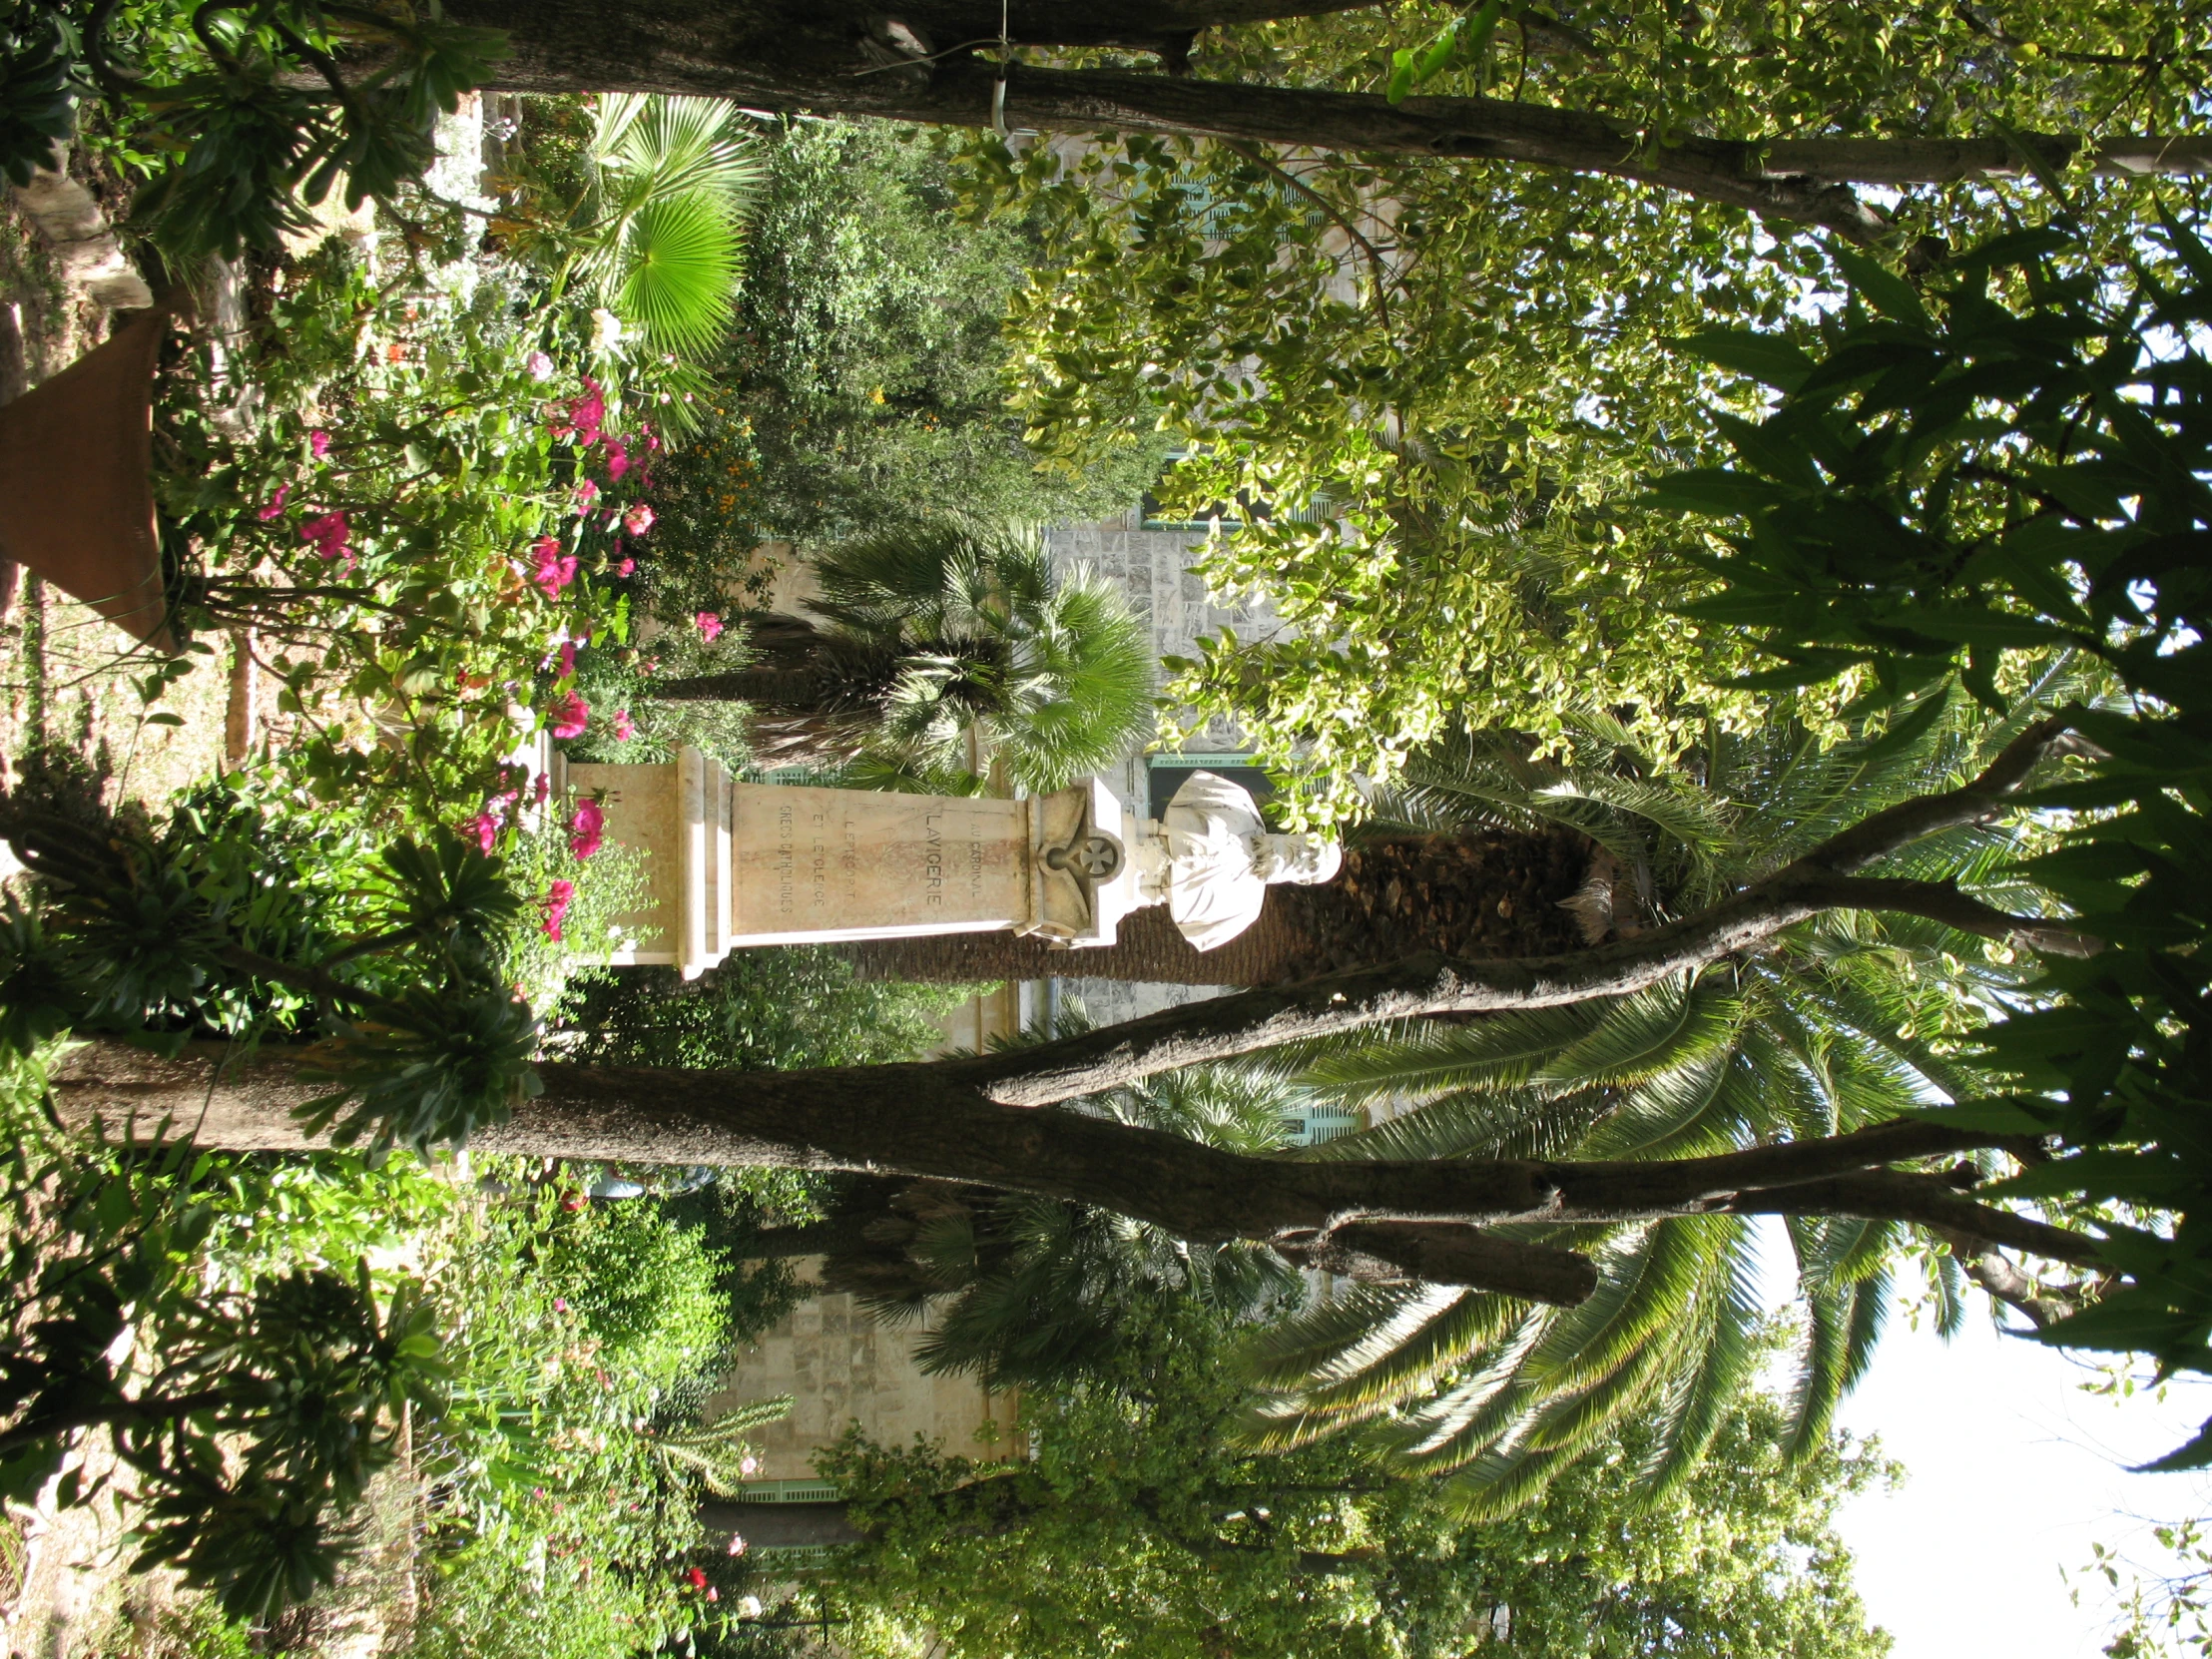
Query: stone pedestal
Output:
[[562, 750, 1139, 979]]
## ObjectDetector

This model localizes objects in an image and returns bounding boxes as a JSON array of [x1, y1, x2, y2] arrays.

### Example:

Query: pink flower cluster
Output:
[[550, 689, 590, 739], [300, 511, 353, 570], [533, 536, 578, 598], [569, 798, 605, 860], [540, 878, 575, 942], [471, 788, 520, 853], [695, 611, 723, 643], [550, 378, 607, 447]]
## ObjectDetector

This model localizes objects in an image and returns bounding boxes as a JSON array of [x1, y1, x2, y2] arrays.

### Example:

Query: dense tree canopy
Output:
[[734, 1298, 1896, 1659]]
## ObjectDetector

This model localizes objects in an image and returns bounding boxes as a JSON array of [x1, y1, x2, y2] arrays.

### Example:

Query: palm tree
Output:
[[1235, 684, 2067, 1515], [498, 95, 760, 372], [650, 521, 1158, 795]]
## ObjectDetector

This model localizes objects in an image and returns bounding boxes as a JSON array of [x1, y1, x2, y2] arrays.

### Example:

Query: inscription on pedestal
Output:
[[731, 784, 1029, 946]]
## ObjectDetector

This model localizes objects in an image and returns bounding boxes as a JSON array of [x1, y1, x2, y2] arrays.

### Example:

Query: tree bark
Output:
[[435, 0, 2212, 241], [48, 1041, 2088, 1306], [845, 826, 1592, 986], [37, 716, 2096, 1306]]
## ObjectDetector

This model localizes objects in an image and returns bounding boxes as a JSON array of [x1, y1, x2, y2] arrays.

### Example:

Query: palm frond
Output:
[[1632, 1229, 1764, 1498], [1300, 1084, 1614, 1163], [608, 193, 745, 355], [1299, 1002, 1612, 1103]]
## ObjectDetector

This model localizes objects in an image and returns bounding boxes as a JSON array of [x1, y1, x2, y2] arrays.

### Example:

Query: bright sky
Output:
[[1827, 1289, 2212, 1657]]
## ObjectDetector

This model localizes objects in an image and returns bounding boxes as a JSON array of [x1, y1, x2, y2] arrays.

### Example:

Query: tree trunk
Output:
[[845, 826, 1591, 986], [432, 0, 2212, 243], [37, 719, 2100, 1304]]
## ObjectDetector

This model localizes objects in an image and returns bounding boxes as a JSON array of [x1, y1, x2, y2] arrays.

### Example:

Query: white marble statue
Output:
[[1132, 770, 1343, 951]]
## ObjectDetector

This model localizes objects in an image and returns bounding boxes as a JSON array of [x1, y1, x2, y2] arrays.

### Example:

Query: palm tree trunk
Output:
[[843, 826, 1593, 986], [647, 666, 820, 706]]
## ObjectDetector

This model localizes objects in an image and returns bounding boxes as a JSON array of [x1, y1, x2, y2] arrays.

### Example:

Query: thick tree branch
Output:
[[439, 4, 2212, 241], [1725, 1172, 2105, 1271], [960, 714, 2081, 1103], [1279, 1221, 1600, 1304], [50, 1044, 2052, 1305], [1785, 874, 2100, 956]]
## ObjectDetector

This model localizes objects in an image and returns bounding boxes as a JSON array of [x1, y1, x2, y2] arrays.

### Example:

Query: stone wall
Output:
[[709, 1280, 1022, 1485], [1046, 509, 1285, 758]]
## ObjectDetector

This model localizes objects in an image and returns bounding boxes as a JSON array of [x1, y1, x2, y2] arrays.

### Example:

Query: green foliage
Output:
[[401, 1526, 688, 1659], [495, 92, 763, 375], [814, 1295, 1893, 1659], [977, 2, 2211, 824], [402, 1188, 791, 1657], [538, 1199, 731, 1391], [795, 520, 1157, 792], [1650, 212, 2212, 1459], [581, 96, 759, 358], [639, 116, 1161, 618], [558, 949, 971, 1072], [0, 1048, 451, 1622]]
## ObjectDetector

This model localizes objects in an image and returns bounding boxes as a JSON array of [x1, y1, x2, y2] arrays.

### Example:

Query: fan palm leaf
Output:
[[574, 94, 761, 360], [804, 523, 1156, 792]]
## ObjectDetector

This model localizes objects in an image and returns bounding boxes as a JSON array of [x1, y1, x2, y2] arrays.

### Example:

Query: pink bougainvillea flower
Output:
[[695, 611, 723, 643], [603, 437, 629, 480], [615, 556, 636, 577], [727, 1535, 748, 1557], [532, 536, 579, 599], [568, 378, 605, 446], [612, 709, 634, 742], [257, 484, 288, 521], [525, 350, 556, 382], [569, 798, 605, 860], [298, 511, 353, 569], [540, 878, 576, 942], [557, 640, 578, 680], [552, 1297, 569, 1313], [309, 430, 330, 459], [622, 502, 655, 536], [550, 690, 590, 739], [533, 773, 551, 805], [573, 478, 601, 511], [471, 812, 501, 854]]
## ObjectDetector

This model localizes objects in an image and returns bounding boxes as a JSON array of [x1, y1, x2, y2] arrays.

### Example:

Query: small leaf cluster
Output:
[[0, 0, 77, 186], [0, 1109, 448, 1621], [38, 0, 506, 260]]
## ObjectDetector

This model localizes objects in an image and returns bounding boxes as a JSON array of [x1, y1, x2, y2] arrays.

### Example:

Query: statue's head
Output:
[[1254, 831, 1343, 886]]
